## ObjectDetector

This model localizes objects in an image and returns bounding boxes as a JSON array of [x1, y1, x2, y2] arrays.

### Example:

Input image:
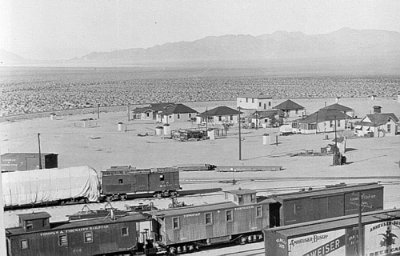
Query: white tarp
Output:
[[2, 166, 100, 207]]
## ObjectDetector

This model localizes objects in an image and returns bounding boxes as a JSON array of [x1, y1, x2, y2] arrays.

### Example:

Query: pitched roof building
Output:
[[273, 99, 304, 111]]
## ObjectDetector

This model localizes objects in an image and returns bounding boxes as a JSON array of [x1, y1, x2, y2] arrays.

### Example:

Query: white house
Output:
[[354, 113, 398, 137], [157, 104, 198, 124], [132, 103, 175, 120], [273, 99, 305, 120], [237, 94, 272, 111], [197, 106, 241, 125], [292, 109, 352, 134], [250, 110, 279, 128]]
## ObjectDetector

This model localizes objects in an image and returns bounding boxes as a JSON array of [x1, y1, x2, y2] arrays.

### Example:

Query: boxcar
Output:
[[1, 153, 58, 172], [101, 166, 180, 199], [268, 182, 383, 227], [149, 189, 274, 254], [264, 208, 400, 256], [6, 211, 152, 256]]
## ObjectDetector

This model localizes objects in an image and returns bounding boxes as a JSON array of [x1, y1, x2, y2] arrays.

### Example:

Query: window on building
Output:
[[189, 113, 191, 118], [118, 179, 123, 184], [58, 235, 68, 246], [146, 112, 150, 117], [177, 114, 180, 119], [226, 210, 233, 222], [160, 175, 164, 181], [258, 102, 261, 107], [338, 120, 341, 127], [256, 206, 262, 218], [295, 109, 298, 114], [173, 217, 179, 229], [252, 98, 254, 103], [238, 195, 243, 204], [121, 227, 129, 236], [264, 104, 266, 110], [330, 121, 334, 128], [21, 239, 28, 249], [84, 231, 93, 243], [268, 102, 271, 107], [387, 124, 391, 132], [25, 221, 33, 230], [205, 213, 213, 225], [230, 115, 233, 121], [250, 194, 256, 203], [218, 116, 222, 121]]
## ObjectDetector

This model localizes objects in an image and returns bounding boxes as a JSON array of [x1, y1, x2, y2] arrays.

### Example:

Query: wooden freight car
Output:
[[1, 153, 58, 172], [101, 166, 181, 200], [268, 182, 383, 227], [149, 189, 275, 254], [264, 208, 400, 256], [6, 211, 153, 256]]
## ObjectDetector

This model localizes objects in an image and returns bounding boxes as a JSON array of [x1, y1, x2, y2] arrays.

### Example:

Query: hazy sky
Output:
[[1, 0, 400, 60]]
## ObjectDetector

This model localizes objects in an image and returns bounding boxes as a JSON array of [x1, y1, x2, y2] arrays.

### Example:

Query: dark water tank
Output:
[[373, 106, 382, 113]]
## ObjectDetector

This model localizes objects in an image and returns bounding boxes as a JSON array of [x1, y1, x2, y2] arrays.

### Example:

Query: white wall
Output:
[[237, 97, 272, 110]]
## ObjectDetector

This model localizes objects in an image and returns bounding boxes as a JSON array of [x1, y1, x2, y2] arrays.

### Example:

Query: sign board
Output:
[[288, 229, 346, 256], [364, 220, 400, 256]]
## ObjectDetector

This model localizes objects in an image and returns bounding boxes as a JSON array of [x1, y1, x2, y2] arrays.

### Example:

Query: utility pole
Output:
[[255, 111, 258, 130], [97, 103, 100, 119], [127, 104, 130, 121], [358, 192, 363, 256], [205, 107, 208, 132], [38, 133, 42, 169], [238, 107, 242, 160]]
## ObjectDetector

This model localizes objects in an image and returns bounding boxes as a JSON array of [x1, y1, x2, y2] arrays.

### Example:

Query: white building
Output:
[[196, 106, 241, 125], [354, 113, 398, 137], [237, 94, 272, 111]]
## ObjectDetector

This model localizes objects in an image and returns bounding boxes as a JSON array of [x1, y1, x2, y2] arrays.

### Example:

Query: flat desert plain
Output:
[[1, 97, 400, 255]]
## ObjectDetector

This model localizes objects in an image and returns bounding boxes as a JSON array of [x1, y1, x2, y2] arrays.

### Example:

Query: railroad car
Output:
[[1, 153, 58, 172], [2, 165, 181, 209], [268, 182, 384, 227], [147, 182, 383, 253], [101, 166, 181, 200], [264, 208, 400, 256], [150, 189, 274, 254], [6, 211, 154, 256]]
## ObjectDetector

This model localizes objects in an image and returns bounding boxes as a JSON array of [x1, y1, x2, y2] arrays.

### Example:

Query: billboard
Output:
[[364, 220, 400, 256], [288, 229, 346, 256]]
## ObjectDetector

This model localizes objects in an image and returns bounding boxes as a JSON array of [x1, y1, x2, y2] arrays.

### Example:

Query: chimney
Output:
[[373, 106, 381, 114]]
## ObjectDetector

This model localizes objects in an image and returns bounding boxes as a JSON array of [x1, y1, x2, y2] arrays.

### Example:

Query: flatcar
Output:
[[101, 166, 180, 200], [147, 182, 383, 253], [6, 210, 155, 256]]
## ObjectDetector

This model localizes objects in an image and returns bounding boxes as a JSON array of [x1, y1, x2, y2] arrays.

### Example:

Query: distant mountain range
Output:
[[2, 28, 400, 68]]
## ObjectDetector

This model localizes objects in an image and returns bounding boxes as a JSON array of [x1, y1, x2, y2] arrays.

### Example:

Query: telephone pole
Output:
[[358, 192, 363, 256], [38, 133, 42, 169], [238, 107, 242, 160]]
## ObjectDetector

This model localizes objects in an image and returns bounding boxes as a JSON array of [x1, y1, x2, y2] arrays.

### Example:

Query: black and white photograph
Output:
[[1, 0, 400, 255]]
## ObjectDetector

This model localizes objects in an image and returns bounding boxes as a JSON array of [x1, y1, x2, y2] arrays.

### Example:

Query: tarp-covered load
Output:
[[2, 166, 100, 207]]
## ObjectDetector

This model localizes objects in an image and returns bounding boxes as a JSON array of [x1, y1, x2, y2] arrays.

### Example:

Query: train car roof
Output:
[[150, 197, 275, 217], [7, 212, 149, 236], [264, 208, 400, 238], [103, 167, 178, 174], [271, 183, 382, 202], [18, 212, 51, 221]]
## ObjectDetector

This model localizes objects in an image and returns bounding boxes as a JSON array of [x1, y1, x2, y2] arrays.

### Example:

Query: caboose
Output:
[[6, 211, 152, 256], [101, 166, 181, 200], [149, 189, 274, 254]]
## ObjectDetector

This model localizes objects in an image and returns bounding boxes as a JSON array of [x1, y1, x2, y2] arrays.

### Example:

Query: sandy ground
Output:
[[1, 97, 399, 255]]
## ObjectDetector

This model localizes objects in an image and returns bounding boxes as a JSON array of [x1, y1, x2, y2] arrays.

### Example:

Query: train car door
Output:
[[269, 202, 281, 228]]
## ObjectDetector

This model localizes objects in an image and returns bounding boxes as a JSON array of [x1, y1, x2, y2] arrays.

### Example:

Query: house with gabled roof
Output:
[[355, 113, 399, 137], [250, 110, 279, 128], [292, 109, 352, 134], [132, 103, 175, 120], [156, 104, 198, 123], [196, 106, 241, 125], [273, 99, 305, 119], [320, 103, 354, 117]]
